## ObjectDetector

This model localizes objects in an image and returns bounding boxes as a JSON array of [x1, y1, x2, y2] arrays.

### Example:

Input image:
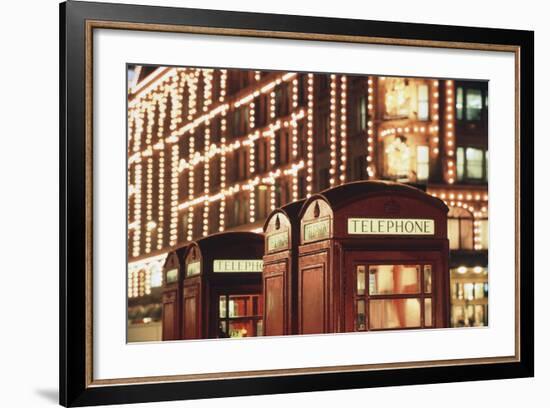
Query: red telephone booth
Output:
[[262, 199, 305, 336], [161, 244, 188, 341], [297, 181, 450, 334], [182, 232, 264, 339]]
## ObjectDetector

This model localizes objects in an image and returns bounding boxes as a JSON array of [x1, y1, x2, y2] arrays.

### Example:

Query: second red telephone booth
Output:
[[182, 232, 265, 339], [262, 199, 305, 336]]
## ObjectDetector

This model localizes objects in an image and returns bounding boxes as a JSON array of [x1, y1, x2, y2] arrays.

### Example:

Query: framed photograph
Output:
[[60, 0, 534, 406]]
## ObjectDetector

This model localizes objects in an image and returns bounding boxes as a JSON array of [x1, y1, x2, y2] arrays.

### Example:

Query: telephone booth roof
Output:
[[193, 231, 263, 255], [299, 181, 449, 241], [301, 181, 447, 215], [263, 199, 305, 231], [163, 243, 190, 269]]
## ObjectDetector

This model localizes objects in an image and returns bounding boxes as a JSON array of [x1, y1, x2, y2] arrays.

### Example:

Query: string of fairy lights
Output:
[[329, 74, 338, 186], [431, 79, 440, 156], [339, 75, 347, 184], [127, 67, 488, 265], [306, 73, 314, 197], [444, 79, 456, 184], [366, 77, 375, 177]]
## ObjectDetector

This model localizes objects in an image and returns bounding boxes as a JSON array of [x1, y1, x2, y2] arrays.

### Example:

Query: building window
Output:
[[210, 158, 221, 190], [319, 168, 330, 190], [297, 74, 307, 107], [352, 155, 366, 181], [448, 207, 474, 250], [456, 147, 487, 181], [416, 145, 430, 182], [255, 139, 269, 174], [210, 117, 221, 144], [357, 96, 367, 132], [231, 106, 249, 137], [195, 164, 204, 194], [417, 84, 429, 120], [208, 202, 220, 235], [318, 75, 329, 94], [383, 78, 411, 119], [275, 180, 291, 208], [456, 87, 464, 120], [256, 95, 268, 128], [231, 195, 249, 226], [297, 121, 307, 159], [275, 130, 290, 166], [234, 149, 249, 181], [255, 185, 269, 220], [456, 86, 486, 122], [318, 111, 330, 148], [298, 173, 306, 199], [382, 137, 430, 183], [275, 84, 289, 117], [354, 264, 433, 331], [465, 88, 483, 121], [178, 172, 189, 201], [450, 266, 488, 327], [384, 135, 410, 180]]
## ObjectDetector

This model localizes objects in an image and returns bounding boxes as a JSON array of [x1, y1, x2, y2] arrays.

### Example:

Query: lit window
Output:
[[456, 87, 464, 120], [448, 207, 474, 250], [358, 96, 367, 132], [456, 147, 465, 180], [466, 147, 484, 179], [383, 78, 411, 119], [150, 262, 163, 287], [416, 145, 430, 181], [466, 88, 483, 121], [417, 84, 429, 120], [450, 267, 488, 327], [456, 147, 487, 181], [384, 136, 410, 179]]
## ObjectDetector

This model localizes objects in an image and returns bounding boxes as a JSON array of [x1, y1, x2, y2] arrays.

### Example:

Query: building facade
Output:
[[127, 66, 489, 337]]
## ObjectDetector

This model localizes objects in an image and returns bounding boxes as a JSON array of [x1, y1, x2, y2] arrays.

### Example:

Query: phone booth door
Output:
[[182, 284, 200, 339], [345, 250, 447, 332]]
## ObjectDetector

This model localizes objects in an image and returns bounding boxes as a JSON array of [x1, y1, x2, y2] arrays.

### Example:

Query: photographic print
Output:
[[60, 2, 532, 404], [126, 66, 489, 342]]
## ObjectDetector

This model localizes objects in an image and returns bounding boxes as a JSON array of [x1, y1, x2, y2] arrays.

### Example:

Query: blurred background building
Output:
[[126, 66, 488, 341]]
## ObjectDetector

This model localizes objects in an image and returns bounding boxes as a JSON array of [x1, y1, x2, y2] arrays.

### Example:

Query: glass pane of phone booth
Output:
[[369, 298, 421, 329], [355, 264, 434, 331], [218, 294, 263, 338], [368, 265, 421, 295]]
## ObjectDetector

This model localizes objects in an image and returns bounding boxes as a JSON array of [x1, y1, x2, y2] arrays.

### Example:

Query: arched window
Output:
[[448, 207, 474, 250]]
